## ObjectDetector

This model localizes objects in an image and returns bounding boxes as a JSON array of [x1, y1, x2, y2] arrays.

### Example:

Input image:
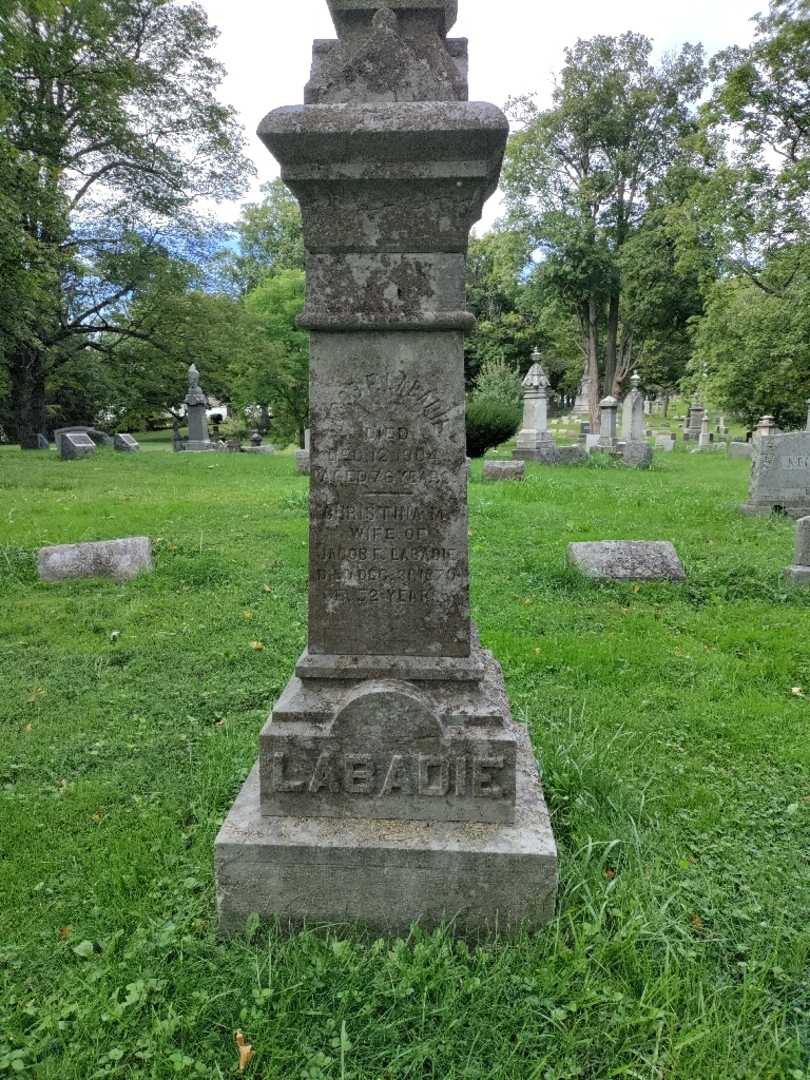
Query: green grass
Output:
[[0, 444, 808, 1079]]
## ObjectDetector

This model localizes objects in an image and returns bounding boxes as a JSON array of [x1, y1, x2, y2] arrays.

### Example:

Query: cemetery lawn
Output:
[[1, 445, 808, 1080]]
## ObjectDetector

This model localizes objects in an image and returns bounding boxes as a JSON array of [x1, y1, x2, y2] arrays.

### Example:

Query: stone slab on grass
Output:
[[483, 460, 524, 481], [568, 541, 686, 582], [38, 537, 153, 584]]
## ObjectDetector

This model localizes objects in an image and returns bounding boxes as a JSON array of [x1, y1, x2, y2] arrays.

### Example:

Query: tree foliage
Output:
[[0, 0, 251, 445], [503, 33, 705, 421]]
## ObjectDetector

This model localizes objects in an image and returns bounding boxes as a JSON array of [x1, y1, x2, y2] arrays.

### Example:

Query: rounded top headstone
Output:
[[600, 396, 619, 408]]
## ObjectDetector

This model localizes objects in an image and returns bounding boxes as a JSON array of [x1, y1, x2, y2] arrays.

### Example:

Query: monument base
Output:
[[215, 721, 557, 936], [185, 440, 215, 453], [741, 502, 810, 519], [785, 564, 810, 586], [513, 446, 560, 465]]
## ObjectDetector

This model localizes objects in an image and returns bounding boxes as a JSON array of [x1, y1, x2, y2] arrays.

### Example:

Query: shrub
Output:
[[465, 395, 521, 458]]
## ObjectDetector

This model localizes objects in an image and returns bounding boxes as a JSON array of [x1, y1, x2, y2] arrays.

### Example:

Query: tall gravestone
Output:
[[622, 373, 645, 443], [184, 365, 212, 452], [513, 351, 559, 463], [597, 396, 619, 449], [215, 0, 557, 935]]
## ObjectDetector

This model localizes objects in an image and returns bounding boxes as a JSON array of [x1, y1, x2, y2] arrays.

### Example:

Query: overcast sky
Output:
[[200, 0, 759, 231]]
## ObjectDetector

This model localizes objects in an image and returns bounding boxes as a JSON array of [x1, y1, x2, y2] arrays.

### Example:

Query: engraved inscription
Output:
[[267, 752, 509, 800]]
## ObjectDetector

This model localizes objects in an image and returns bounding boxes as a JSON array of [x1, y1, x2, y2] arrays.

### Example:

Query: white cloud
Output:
[[201, 0, 758, 230]]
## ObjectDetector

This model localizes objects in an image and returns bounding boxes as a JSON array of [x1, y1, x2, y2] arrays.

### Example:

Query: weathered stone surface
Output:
[[307, 3, 467, 105], [598, 397, 619, 448], [37, 537, 153, 583], [568, 541, 686, 581], [309, 331, 468, 657], [184, 364, 211, 451], [655, 434, 675, 452], [785, 564, 810, 586], [59, 432, 96, 461], [36, 434, 50, 450], [585, 434, 602, 453], [623, 441, 653, 469], [557, 444, 587, 465], [784, 517, 810, 584], [621, 374, 645, 443], [261, 648, 517, 824], [483, 460, 524, 481], [514, 353, 557, 463], [742, 432, 810, 517], [216, 0, 556, 936], [683, 404, 704, 442], [295, 449, 310, 473], [114, 433, 140, 452], [794, 516, 810, 565], [513, 438, 560, 464], [729, 441, 753, 459], [215, 719, 557, 936]]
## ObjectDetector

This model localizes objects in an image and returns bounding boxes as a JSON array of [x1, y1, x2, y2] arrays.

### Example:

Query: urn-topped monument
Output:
[[215, 0, 558, 934]]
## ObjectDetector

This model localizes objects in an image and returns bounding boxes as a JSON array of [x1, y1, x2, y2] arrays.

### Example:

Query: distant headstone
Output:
[[622, 373, 645, 443], [585, 433, 602, 453], [754, 415, 781, 439], [54, 426, 112, 452], [483, 460, 525, 481], [697, 414, 712, 451], [598, 397, 619, 449], [513, 353, 559, 463], [806, 398, 810, 432], [742, 432, 810, 517], [784, 517, 810, 587], [59, 432, 96, 461], [37, 536, 153, 583], [250, 430, 263, 447], [623, 441, 653, 469], [573, 372, 594, 417], [568, 541, 686, 581], [558, 444, 587, 465], [655, 434, 675, 452], [734, 440, 760, 457], [184, 364, 212, 451], [36, 434, 49, 450], [295, 449, 310, 474], [114, 433, 140, 452], [683, 403, 704, 442]]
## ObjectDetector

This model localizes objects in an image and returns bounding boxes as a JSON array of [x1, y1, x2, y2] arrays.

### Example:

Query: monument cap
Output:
[[328, 0, 458, 36]]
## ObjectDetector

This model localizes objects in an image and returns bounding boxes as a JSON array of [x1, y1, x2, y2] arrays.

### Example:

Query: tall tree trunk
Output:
[[604, 290, 620, 396], [10, 347, 48, 449], [586, 297, 600, 431]]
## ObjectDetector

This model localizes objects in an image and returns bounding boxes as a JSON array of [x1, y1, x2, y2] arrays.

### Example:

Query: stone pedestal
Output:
[[621, 373, 644, 443], [215, 0, 556, 935], [513, 353, 559, 464], [184, 364, 212, 452], [597, 397, 619, 449]]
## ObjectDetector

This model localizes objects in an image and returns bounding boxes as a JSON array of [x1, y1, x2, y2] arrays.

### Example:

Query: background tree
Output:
[[224, 179, 305, 295], [502, 33, 705, 424], [0, 0, 251, 446], [235, 270, 309, 448]]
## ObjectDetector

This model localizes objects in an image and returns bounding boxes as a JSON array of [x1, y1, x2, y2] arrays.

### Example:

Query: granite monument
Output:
[[215, 0, 557, 935]]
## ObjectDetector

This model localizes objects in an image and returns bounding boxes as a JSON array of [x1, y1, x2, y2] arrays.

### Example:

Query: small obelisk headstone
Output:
[[215, 0, 557, 936], [754, 415, 781, 439], [513, 351, 559, 463], [697, 414, 712, 451]]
